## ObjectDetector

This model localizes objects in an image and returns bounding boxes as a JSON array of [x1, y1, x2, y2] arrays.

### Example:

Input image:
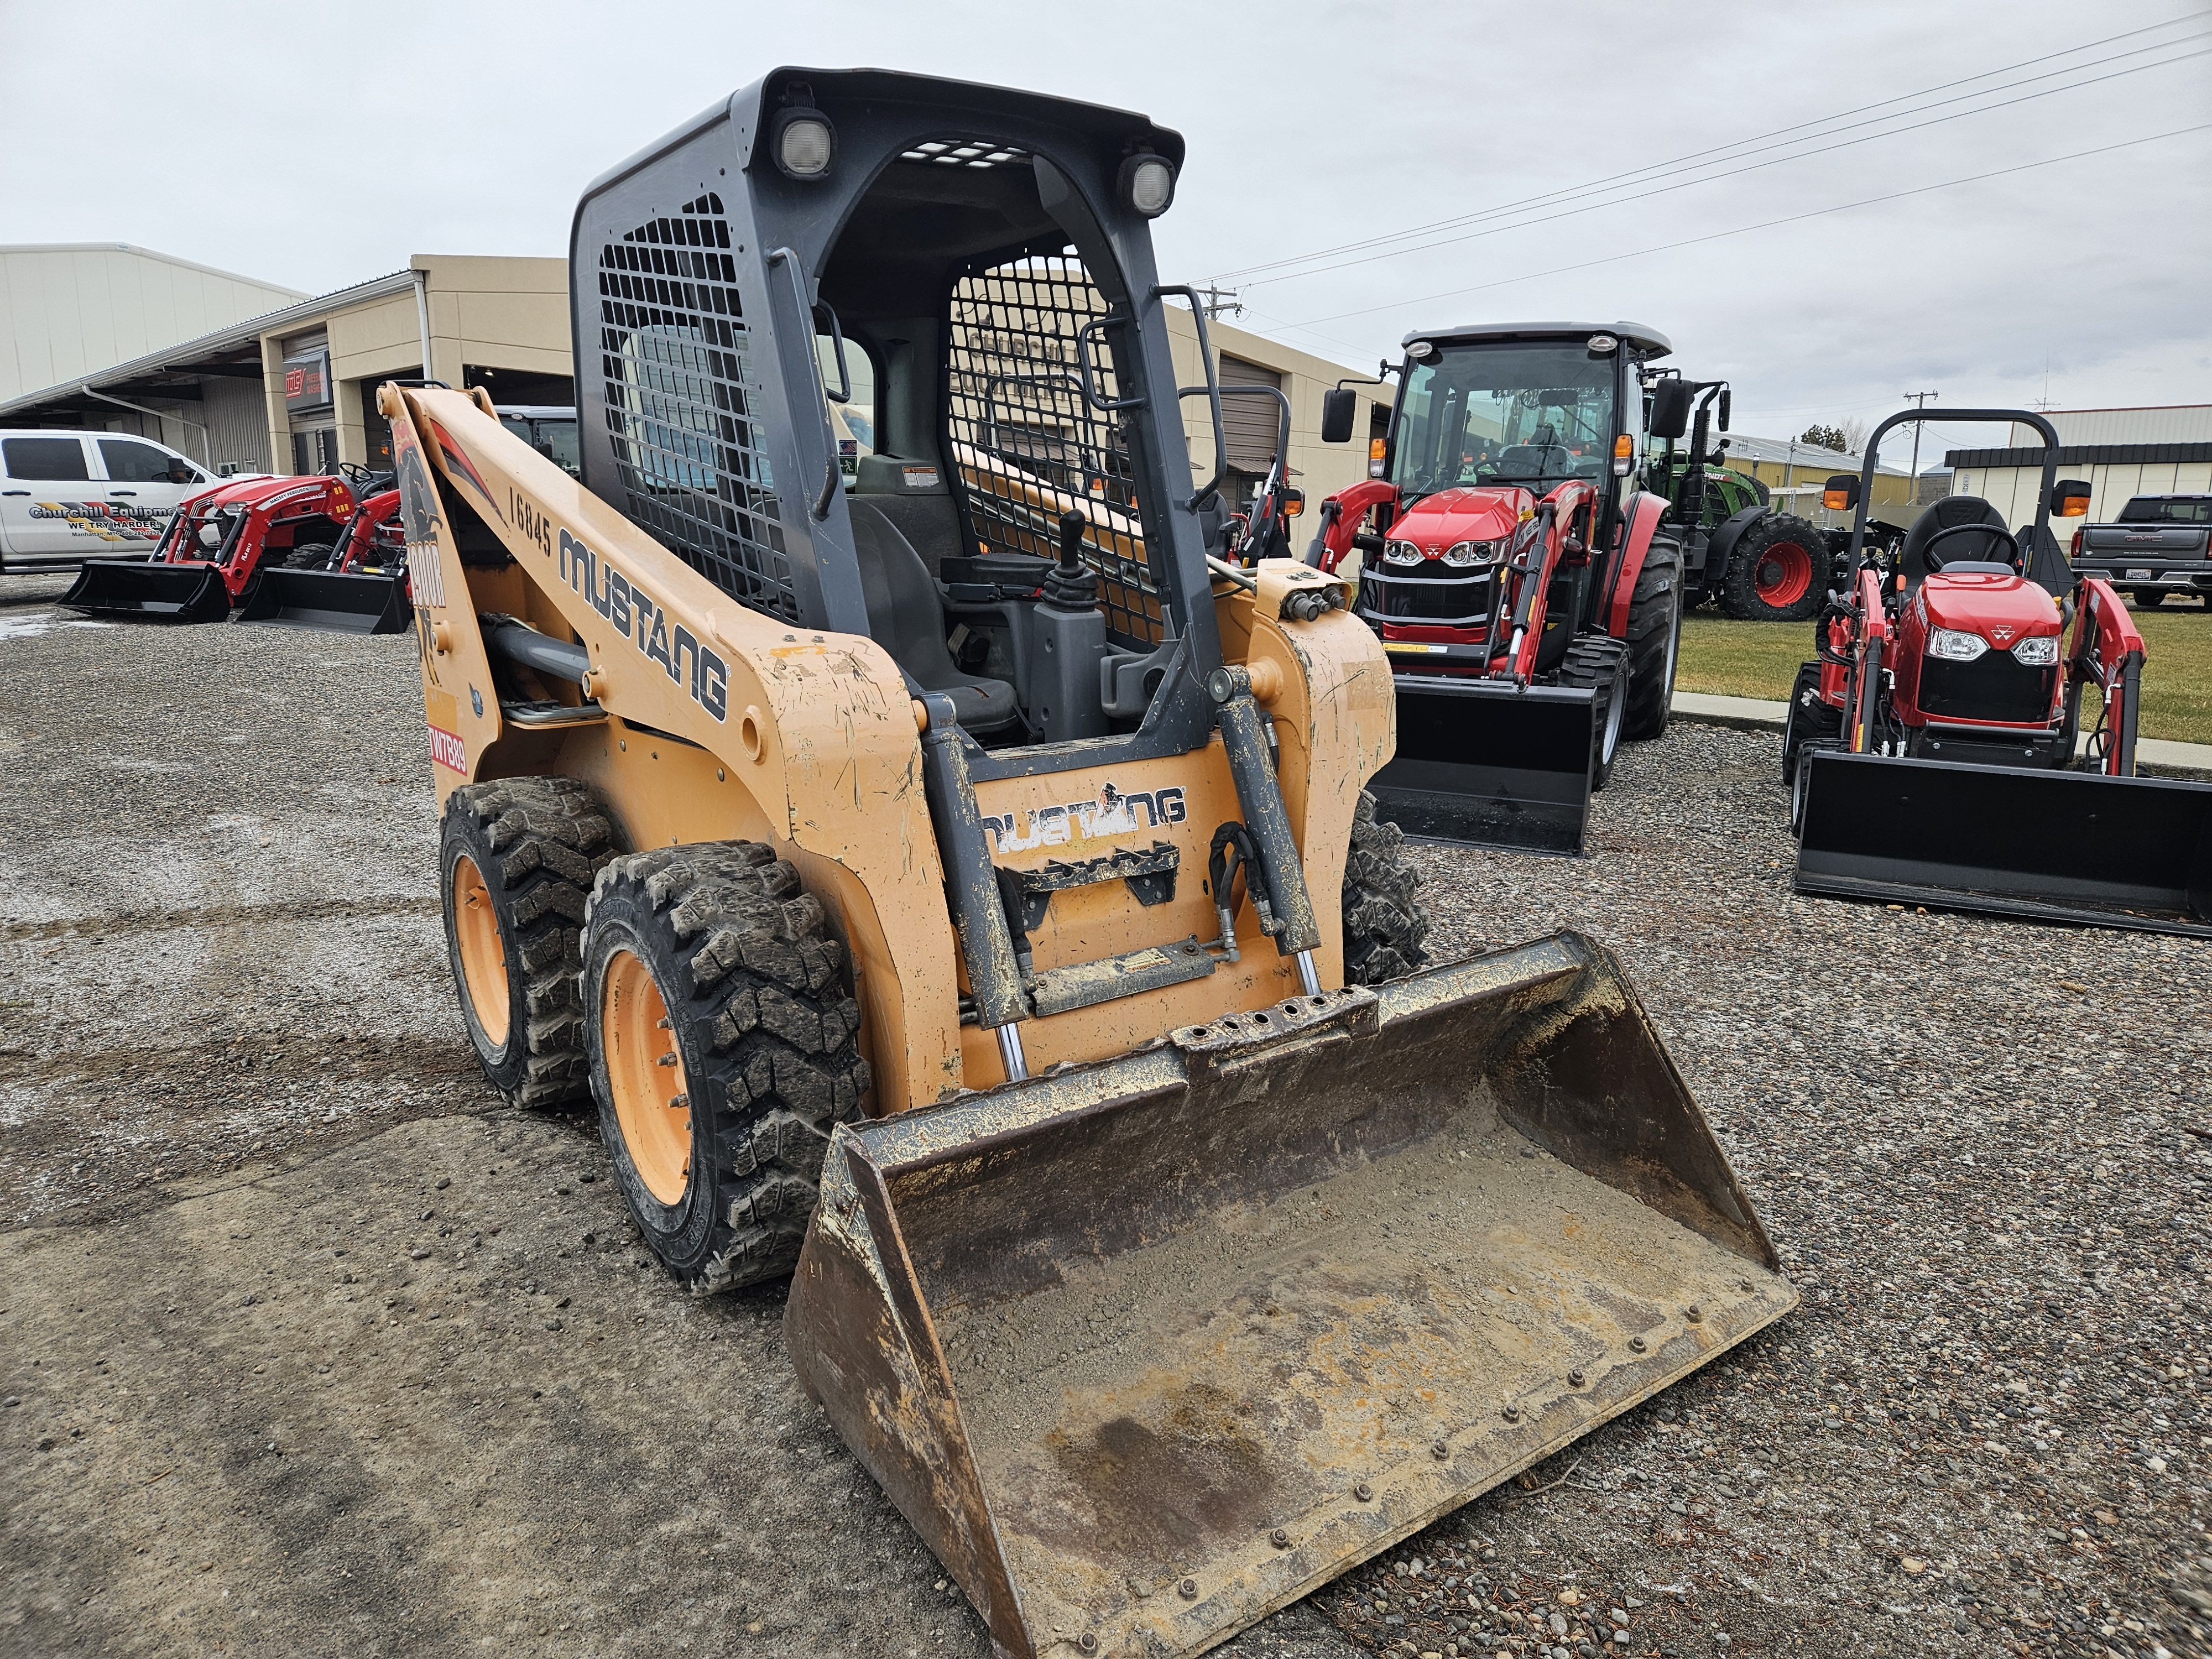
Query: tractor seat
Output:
[[847, 499, 1021, 734], [1495, 444, 1564, 478], [1900, 496, 2012, 591]]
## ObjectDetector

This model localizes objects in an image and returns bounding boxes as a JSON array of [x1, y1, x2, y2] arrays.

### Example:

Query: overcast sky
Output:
[[5, 0, 2207, 464]]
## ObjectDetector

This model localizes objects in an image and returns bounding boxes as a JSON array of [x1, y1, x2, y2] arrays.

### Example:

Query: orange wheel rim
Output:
[[602, 948, 691, 1204], [451, 855, 510, 1047]]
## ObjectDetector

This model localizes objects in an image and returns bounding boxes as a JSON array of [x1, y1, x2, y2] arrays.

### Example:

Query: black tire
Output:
[[2132, 589, 2165, 608], [582, 842, 871, 1293], [285, 542, 337, 571], [439, 776, 621, 1109], [1780, 661, 1841, 785], [1557, 634, 1629, 791], [1790, 740, 1841, 837], [1342, 790, 1429, 984], [1723, 514, 1828, 622], [1620, 536, 1683, 740]]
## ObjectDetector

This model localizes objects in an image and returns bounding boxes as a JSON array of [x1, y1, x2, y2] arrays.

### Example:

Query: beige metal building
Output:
[[1948, 405, 2212, 525], [0, 243, 307, 408]]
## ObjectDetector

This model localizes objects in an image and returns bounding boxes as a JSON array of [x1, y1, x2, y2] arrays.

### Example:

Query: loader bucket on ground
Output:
[[1366, 677, 1596, 854], [1795, 750, 2212, 937], [786, 932, 1794, 1659], [233, 567, 411, 634], [59, 560, 229, 623]]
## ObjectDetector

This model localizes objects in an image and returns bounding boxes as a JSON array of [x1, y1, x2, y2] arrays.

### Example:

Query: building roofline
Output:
[[0, 242, 310, 298], [1947, 440, 2212, 468]]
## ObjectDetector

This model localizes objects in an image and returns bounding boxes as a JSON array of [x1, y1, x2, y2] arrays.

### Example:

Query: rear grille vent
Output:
[[597, 192, 798, 622]]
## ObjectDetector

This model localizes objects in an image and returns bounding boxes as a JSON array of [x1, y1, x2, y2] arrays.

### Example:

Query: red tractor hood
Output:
[[192, 474, 347, 514], [1391, 486, 1528, 552], [1918, 572, 2064, 639]]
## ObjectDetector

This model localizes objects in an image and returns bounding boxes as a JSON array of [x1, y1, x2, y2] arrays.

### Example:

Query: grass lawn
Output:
[[1678, 602, 2212, 746]]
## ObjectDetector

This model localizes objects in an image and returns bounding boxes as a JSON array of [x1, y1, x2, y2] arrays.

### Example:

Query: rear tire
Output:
[[1620, 536, 1682, 740], [1557, 634, 1630, 791], [1342, 790, 1428, 984], [1724, 514, 1827, 622], [2131, 589, 2165, 608], [582, 842, 871, 1294], [439, 776, 622, 1109]]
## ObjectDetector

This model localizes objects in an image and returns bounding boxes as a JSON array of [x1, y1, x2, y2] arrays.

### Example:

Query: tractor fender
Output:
[[1705, 504, 1770, 580], [1602, 491, 1671, 638]]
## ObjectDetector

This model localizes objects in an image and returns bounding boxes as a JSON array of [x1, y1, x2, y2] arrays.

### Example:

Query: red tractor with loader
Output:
[[62, 462, 411, 633], [1308, 321, 1686, 854], [1787, 405, 2211, 934]]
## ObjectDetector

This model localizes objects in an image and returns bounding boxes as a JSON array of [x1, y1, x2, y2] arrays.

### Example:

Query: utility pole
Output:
[[1193, 283, 1243, 322], [1902, 389, 1937, 506]]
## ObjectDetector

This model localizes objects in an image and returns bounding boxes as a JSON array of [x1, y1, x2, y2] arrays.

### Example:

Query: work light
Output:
[[1120, 154, 1176, 217], [774, 112, 836, 180]]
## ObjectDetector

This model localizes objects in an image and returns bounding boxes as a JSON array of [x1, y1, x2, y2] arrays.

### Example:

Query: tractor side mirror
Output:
[[1648, 379, 1693, 440], [1319, 388, 1358, 445], [1717, 388, 1731, 432], [1823, 474, 1860, 512], [2051, 479, 2091, 518], [1280, 487, 1306, 518]]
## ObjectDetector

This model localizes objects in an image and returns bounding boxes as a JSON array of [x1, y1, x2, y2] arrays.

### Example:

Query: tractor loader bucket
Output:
[[1796, 750, 2212, 937], [59, 560, 228, 623], [786, 932, 1794, 1659], [234, 567, 411, 634], [1368, 677, 1597, 854]]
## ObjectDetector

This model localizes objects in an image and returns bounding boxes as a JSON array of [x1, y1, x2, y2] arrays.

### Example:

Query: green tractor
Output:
[[1646, 374, 1836, 622]]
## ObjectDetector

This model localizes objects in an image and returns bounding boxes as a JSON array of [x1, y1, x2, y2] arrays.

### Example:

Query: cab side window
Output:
[[99, 438, 190, 483], [2, 436, 91, 482]]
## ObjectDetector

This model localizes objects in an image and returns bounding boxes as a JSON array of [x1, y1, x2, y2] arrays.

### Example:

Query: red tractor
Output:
[[1308, 321, 1686, 853], [1788, 405, 2211, 935], [63, 463, 409, 632]]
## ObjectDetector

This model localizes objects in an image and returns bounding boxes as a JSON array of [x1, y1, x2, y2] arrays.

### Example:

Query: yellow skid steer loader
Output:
[[388, 69, 1793, 1659]]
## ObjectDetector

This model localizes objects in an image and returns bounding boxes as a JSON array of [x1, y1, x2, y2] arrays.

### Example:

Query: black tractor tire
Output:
[[1723, 514, 1829, 623], [1781, 661, 1843, 785], [1342, 790, 1429, 984], [1557, 634, 1630, 791], [439, 776, 623, 1109], [582, 842, 871, 1294], [285, 542, 337, 571], [1620, 536, 1683, 740], [1790, 739, 1844, 837]]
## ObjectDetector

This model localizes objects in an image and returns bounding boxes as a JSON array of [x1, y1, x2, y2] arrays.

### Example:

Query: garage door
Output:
[[1220, 356, 1284, 471]]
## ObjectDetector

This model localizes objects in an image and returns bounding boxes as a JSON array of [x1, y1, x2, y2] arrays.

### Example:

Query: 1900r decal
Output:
[[984, 784, 1186, 853]]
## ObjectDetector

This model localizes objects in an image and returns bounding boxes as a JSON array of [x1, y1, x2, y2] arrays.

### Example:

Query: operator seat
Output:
[[1899, 495, 2015, 592], [1495, 443, 1567, 479], [847, 498, 1021, 735]]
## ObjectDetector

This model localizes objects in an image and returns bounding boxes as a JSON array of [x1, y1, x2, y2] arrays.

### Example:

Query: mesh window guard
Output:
[[598, 194, 800, 623], [945, 254, 1166, 649]]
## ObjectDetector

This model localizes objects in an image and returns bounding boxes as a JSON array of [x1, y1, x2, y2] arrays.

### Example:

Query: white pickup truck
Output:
[[0, 430, 215, 571]]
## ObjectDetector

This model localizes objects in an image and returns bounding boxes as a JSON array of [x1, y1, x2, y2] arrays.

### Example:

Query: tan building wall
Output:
[[1953, 457, 2212, 529]]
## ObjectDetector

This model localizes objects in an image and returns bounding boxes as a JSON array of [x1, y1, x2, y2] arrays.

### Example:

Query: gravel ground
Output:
[[1, 575, 2205, 1659]]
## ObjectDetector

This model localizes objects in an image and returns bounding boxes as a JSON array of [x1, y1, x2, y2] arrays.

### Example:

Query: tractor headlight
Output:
[[1929, 627, 1990, 662], [1382, 540, 1426, 567], [1119, 154, 1177, 218], [1439, 540, 1495, 566], [772, 111, 837, 180], [2010, 635, 2060, 666]]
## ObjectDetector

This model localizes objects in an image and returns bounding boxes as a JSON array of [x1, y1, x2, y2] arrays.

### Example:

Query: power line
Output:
[[1209, 9, 2211, 285], [1276, 123, 2212, 333], [1236, 42, 2211, 291]]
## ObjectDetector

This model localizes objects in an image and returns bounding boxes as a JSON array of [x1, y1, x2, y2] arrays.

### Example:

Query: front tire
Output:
[[1558, 634, 1630, 791], [1342, 791, 1428, 984], [1620, 536, 1682, 740], [1781, 661, 1841, 784], [1724, 514, 1828, 622], [285, 541, 337, 571], [582, 843, 871, 1294]]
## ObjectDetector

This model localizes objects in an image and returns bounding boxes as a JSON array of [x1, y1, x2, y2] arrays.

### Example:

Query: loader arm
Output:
[[382, 381, 966, 1114], [2070, 577, 2146, 776]]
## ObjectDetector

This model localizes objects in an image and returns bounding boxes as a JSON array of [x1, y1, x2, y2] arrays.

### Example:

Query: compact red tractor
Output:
[[1788, 405, 2211, 934], [63, 463, 409, 632], [1308, 321, 1686, 853]]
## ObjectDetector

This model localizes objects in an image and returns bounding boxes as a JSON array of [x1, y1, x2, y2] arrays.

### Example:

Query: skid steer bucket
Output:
[[1367, 677, 1597, 853], [233, 567, 411, 634], [59, 560, 228, 623], [787, 932, 1793, 1659], [1796, 750, 2212, 936]]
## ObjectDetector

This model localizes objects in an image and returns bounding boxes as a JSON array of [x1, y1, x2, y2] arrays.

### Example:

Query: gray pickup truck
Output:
[[2070, 493, 2212, 606]]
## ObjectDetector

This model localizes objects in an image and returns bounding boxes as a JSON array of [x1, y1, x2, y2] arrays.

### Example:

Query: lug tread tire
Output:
[[586, 843, 870, 1296], [1556, 634, 1631, 791], [1620, 536, 1682, 741], [1342, 791, 1430, 985], [284, 542, 337, 571], [1722, 514, 1828, 622], [441, 775, 621, 1110]]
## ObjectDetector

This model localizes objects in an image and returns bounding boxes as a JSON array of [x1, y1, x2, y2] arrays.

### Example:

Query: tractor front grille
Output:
[[1358, 564, 1498, 627], [943, 255, 1163, 649], [1918, 651, 2056, 725], [596, 193, 799, 623]]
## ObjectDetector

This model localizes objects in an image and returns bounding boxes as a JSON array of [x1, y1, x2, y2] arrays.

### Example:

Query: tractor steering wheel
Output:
[[338, 461, 375, 487], [1921, 521, 2021, 572]]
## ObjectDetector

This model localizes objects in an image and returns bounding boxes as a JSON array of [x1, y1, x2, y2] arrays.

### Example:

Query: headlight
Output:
[[772, 112, 836, 180], [1439, 540, 1495, 567], [2010, 635, 2060, 666], [1928, 628, 1989, 661], [1382, 540, 1426, 566], [1119, 154, 1176, 217]]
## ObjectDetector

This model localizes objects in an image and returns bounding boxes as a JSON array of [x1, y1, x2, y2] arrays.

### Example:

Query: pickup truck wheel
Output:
[[2131, 589, 2165, 608]]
